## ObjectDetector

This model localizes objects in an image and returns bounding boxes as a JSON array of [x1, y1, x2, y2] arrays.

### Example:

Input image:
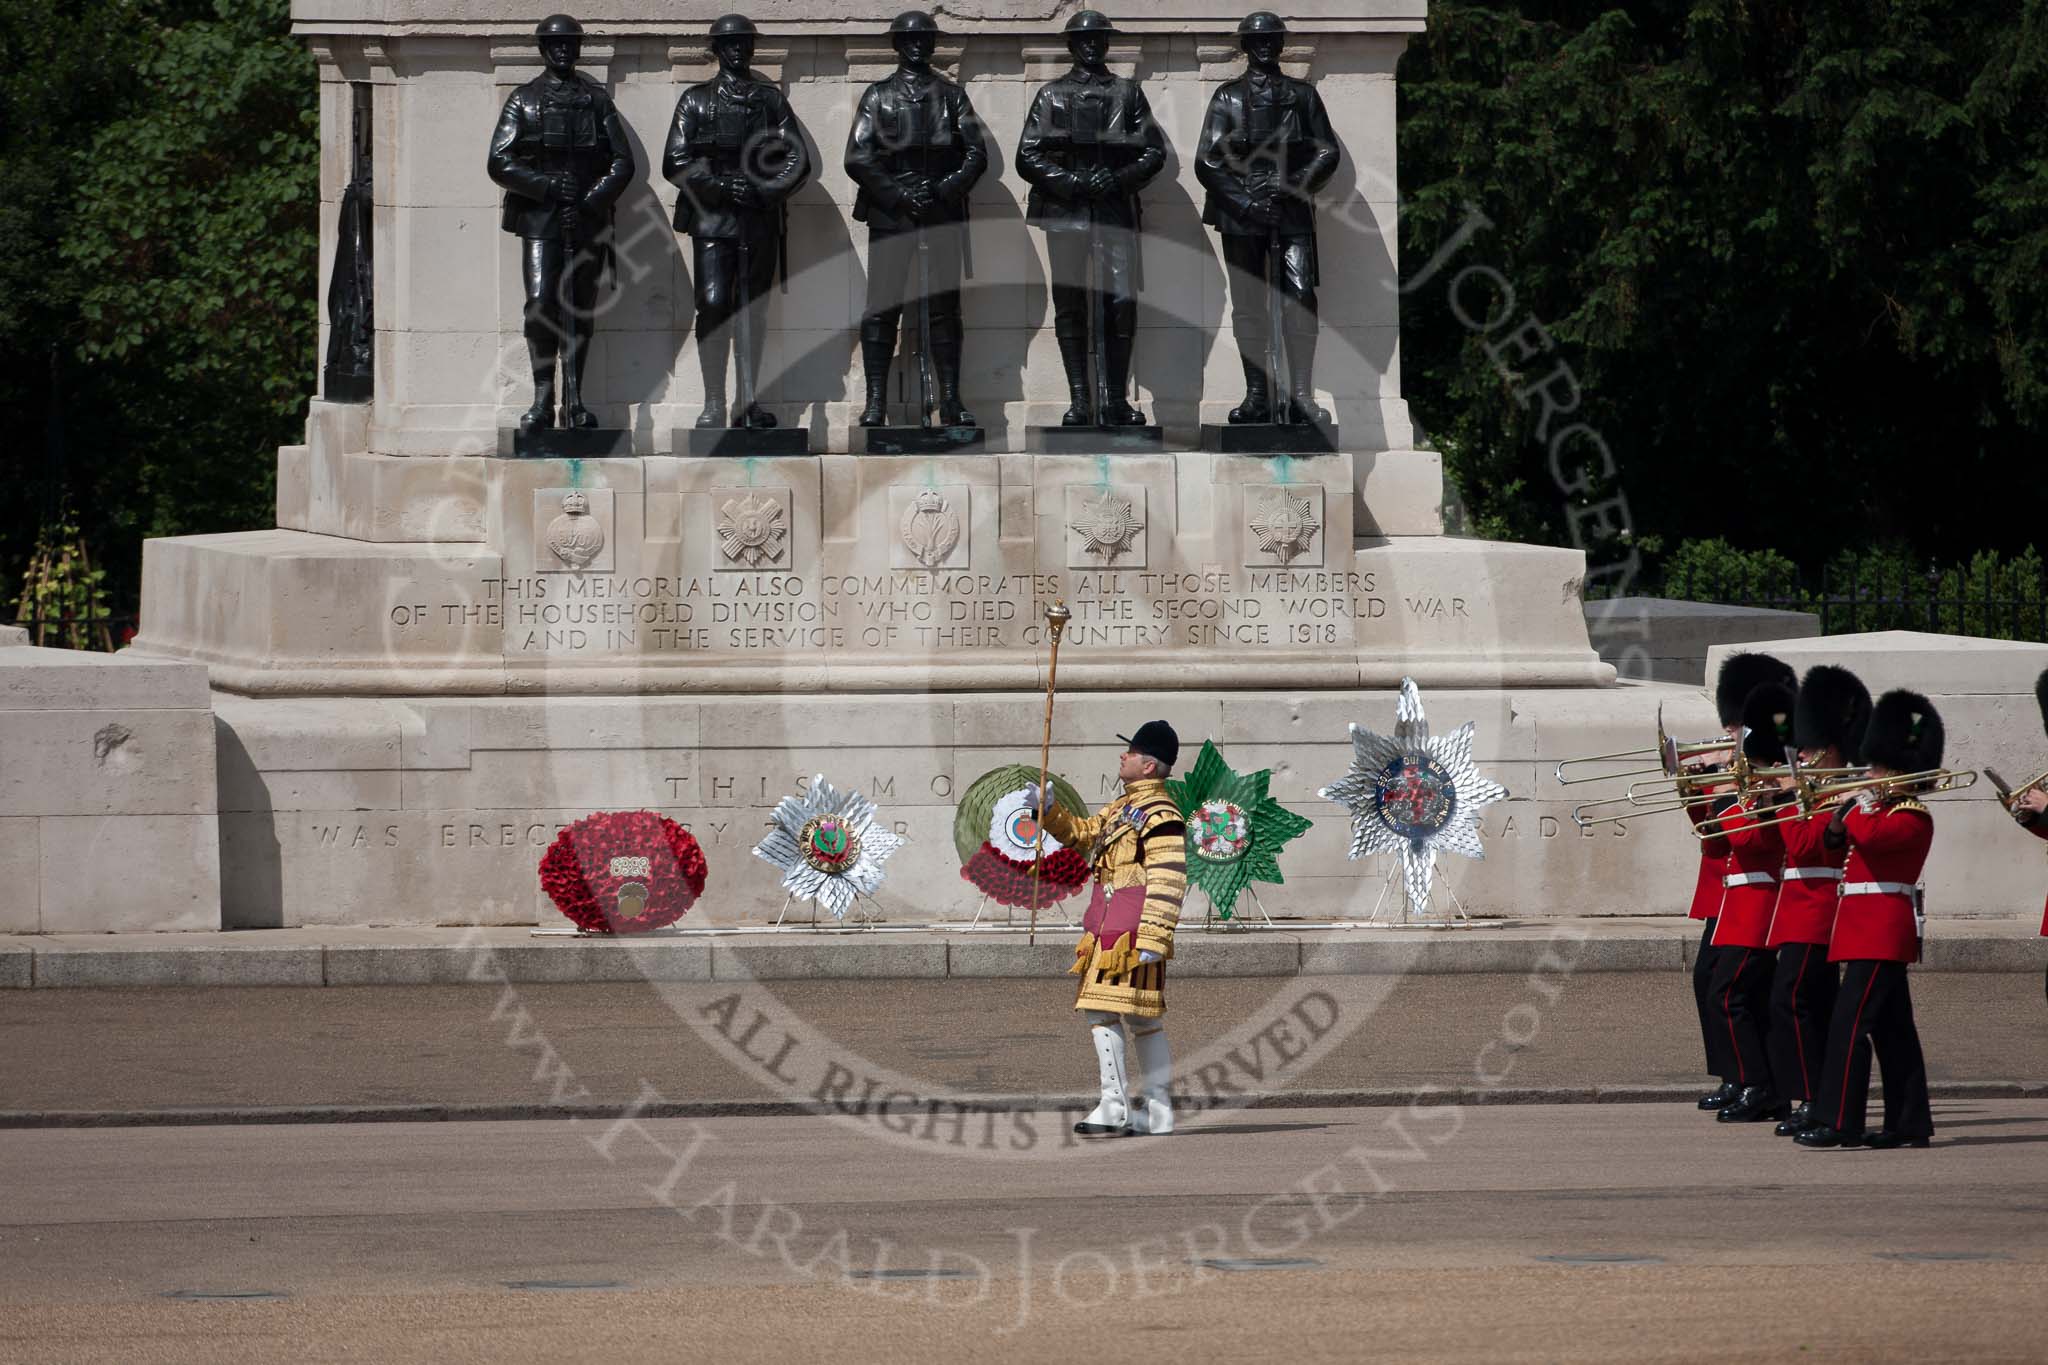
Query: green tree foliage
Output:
[[1399, 1, 2048, 566], [0, 0, 313, 615]]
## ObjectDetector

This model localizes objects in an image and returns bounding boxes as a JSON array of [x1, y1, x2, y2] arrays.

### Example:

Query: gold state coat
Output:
[[1039, 778, 1187, 1018]]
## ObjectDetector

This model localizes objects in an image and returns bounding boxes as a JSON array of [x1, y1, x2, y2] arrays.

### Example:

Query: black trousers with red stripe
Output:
[[1767, 942, 1839, 1102], [1705, 945, 1775, 1091], [1693, 918, 1732, 1080], [1813, 959, 1933, 1139]]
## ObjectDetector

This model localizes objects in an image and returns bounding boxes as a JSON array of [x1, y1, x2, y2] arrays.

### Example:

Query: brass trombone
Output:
[[1985, 766, 2048, 815], [1571, 744, 1755, 828], [1717, 755, 1980, 834], [1553, 705, 1737, 787]]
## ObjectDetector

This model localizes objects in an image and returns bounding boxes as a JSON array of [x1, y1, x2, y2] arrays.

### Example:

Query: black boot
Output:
[[695, 336, 727, 429], [933, 320, 974, 427], [1282, 329, 1328, 426], [1100, 332, 1145, 426], [1861, 1130, 1932, 1150], [1793, 1125, 1864, 1149], [519, 373, 557, 435], [1056, 332, 1092, 426], [1228, 351, 1271, 424], [857, 322, 894, 428], [1773, 1102, 1815, 1137], [1697, 1081, 1741, 1112], [1716, 1086, 1790, 1123]]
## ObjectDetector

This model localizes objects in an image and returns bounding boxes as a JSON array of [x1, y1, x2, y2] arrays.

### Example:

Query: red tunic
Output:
[[2026, 817, 2048, 935], [1829, 798, 1933, 964], [1710, 800, 1785, 949], [1687, 833, 1732, 921], [1766, 806, 1846, 947]]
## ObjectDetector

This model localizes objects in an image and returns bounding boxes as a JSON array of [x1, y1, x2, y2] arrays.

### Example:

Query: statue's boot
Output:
[[1127, 1021, 1174, 1136], [1056, 331, 1093, 426], [1228, 351, 1272, 424], [694, 336, 727, 429], [1100, 332, 1146, 426], [932, 319, 974, 427], [857, 319, 894, 428], [519, 374, 557, 434], [1074, 1015, 1131, 1137], [1282, 329, 1329, 426]]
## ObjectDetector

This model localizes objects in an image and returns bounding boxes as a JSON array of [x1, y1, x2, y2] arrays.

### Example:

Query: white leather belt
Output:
[[1782, 867, 1845, 882], [1841, 881, 1914, 896], [1723, 871, 1778, 887]]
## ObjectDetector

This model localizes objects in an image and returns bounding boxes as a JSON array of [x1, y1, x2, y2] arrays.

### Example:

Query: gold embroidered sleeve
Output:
[[1039, 799, 1103, 851], [1135, 817, 1187, 959]]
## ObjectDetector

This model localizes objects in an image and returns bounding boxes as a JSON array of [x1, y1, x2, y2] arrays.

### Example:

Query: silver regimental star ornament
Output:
[[1318, 678, 1508, 919], [753, 775, 905, 920]]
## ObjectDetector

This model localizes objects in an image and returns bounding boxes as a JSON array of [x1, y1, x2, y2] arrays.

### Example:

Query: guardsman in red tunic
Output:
[[1766, 665, 1872, 1137], [2009, 667, 2048, 1002], [1694, 652, 1795, 1112], [1797, 690, 1942, 1150], [1700, 682, 1797, 1123]]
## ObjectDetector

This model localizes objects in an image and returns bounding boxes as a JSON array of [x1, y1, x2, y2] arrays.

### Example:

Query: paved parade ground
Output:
[[0, 964, 2043, 1360], [2, 1100, 2045, 1362]]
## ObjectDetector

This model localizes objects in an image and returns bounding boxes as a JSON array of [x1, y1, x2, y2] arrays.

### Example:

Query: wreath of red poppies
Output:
[[538, 811, 708, 934], [959, 843, 1090, 908]]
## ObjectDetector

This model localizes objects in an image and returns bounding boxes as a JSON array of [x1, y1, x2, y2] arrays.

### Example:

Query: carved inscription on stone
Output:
[[536, 487, 614, 573], [889, 484, 968, 571], [1246, 484, 1325, 569], [713, 486, 793, 571], [1064, 484, 1146, 569]]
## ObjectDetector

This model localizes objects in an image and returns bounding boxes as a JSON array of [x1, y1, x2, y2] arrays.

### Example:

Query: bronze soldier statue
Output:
[[1015, 10, 1166, 428], [844, 10, 989, 431], [486, 14, 636, 435], [663, 14, 813, 431], [1195, 12, 1339, 426]]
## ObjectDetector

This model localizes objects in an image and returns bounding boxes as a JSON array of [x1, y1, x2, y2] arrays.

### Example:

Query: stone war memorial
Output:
[[15, 0, 2041, 936]]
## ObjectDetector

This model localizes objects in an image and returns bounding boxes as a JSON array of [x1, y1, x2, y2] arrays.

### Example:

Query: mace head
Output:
[[1045, 599, 1072, 641]]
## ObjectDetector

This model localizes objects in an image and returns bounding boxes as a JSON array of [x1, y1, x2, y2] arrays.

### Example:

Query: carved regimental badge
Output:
[[1066, 488, 1146, 568], [1249, 488, 1322, 567], [898, 488, 961, 570], [717, 490, 790, 569], [544, 489, 607, 571]]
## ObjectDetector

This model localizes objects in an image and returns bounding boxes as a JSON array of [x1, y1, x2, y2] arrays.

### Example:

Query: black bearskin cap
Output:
[[1739, 682, 1796, 764], [1863, 690, 1945, 774], [1715, 652, 1795, 727], [1793, 665, 1873, 763]]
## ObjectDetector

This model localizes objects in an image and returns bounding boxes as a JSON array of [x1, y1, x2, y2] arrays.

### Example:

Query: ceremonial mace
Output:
[[1029, 600, 1072, 946]]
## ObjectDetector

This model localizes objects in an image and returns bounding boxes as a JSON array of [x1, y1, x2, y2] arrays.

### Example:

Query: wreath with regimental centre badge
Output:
[[953, 764, 1092, 907], [539, 810, 708, 933]]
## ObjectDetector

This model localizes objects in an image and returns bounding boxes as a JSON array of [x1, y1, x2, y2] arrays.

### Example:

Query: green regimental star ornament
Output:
[[1165, 740, 1313, 919]]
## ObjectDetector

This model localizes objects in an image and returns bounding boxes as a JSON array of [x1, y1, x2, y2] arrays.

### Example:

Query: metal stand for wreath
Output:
[[1203, 883, 1279, 932], [772, 890, 888, 931], [1362, 856, 1472, 928]]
